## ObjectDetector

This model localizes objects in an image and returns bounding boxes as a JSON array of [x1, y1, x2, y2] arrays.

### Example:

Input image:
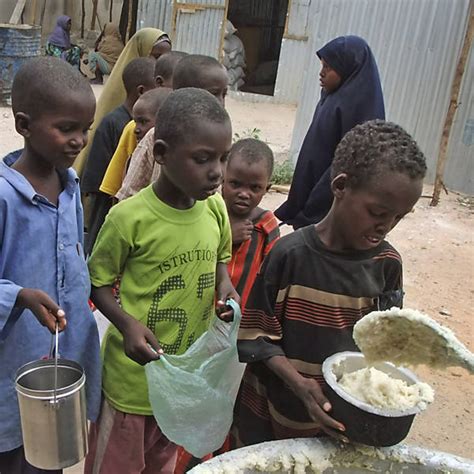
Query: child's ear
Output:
[[331, 173, 349, 199], [155, 75, 165, 87], [153, 139, 168, 165], [137, 85, 145, 96], [15, 112, 31, 137]]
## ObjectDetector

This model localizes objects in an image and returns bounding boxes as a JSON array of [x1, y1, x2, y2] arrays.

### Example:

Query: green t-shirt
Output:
[[88, 186, 232, 414]]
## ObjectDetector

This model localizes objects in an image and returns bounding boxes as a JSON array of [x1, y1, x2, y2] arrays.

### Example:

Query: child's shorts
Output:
[[84, 398, 178, 474]]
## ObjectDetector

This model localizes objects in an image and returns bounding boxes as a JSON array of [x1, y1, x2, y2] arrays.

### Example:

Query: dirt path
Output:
[[1, 87, 472, 466]]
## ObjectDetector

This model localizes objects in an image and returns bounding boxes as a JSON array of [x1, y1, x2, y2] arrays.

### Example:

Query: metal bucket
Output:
[[15, 358, 88, 469], [0, 24, 41, 106]]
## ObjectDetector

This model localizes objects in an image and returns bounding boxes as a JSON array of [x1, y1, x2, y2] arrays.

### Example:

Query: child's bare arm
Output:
[[91, 285, 162, 365], [265, 355, 347, 442], [16, 288, 66, 332], [215, 262, 240, 322]]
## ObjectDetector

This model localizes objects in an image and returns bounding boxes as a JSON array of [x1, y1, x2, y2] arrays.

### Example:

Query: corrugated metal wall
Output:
[[289, 0, 472, 192], [173, 0, 227, 57], [137, 0, 173, 32], [274, 0, 312, 103], [445, 40, 473, 194]]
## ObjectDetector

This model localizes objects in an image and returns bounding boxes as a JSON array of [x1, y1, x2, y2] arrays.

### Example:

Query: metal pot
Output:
[[15, 358, 88, 470], [189, 438, 474, 473], [322, 351, 424, 447]]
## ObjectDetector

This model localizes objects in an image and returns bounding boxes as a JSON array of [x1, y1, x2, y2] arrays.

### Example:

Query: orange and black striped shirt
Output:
[[235, 225, 403, 446], [228, 210, 280, 311]]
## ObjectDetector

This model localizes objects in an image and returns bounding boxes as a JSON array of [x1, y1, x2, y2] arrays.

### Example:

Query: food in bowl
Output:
[[338, 366, 434, 410], [322, 352, 430, 446]]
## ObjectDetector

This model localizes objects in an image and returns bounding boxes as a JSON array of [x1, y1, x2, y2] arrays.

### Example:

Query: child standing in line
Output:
[[99, 51, 189, 198], [116, 54, 229, 201], [0, 57, 101, 473], [174, 138, 280, 473], [85, 88, 238, 474], [223, 139, 280, 310], [276, 35, 385, 229], [82, 57, 156, 254], [99, 87, 172, 197], [235, 120, 427, 447]]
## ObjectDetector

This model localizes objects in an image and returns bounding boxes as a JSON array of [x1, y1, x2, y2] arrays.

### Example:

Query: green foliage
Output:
[[233, 127, 262, 141], [271, 159, 294, 185]]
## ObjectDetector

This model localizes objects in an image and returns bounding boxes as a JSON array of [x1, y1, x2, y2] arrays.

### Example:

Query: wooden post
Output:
[[81, 0, 85, 38], [126, 0, 134, 41], [109, 0, 113, 22], [30, 0, 37, 24], [9, 0, 27, 24], [431, 5, 474, 206], [91, 0, 99, 31]]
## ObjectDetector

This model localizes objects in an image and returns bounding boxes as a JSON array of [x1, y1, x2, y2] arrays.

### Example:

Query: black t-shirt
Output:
[[81, 105, 131, 194]]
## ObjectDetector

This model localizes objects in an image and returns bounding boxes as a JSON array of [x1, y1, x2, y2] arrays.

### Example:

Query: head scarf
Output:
[[47, 15, 71, 49], [275, 35, 385, 228], [97, 23, 124, 68], [74, 28, 167, 175]]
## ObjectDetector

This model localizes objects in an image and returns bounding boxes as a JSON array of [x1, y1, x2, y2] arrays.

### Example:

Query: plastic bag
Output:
[[145, 299, 246, 458]]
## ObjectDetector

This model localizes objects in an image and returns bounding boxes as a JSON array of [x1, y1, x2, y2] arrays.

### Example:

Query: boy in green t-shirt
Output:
[[85, 88, 238, 474]]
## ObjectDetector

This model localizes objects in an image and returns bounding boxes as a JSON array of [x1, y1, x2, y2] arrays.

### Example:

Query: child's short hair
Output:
[[331, 120, 427, 187], [155, 87, 229, 146], [122, 57, 156, 94], [172, 54, 225, 89], [136, 87, 172, 113], [11, 56, 91, 117], [229, 138, 274, 177], [154, 51, 188, 82]]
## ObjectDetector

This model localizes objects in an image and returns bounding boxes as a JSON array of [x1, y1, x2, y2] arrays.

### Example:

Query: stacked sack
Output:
[[223, 21, 246, 91]]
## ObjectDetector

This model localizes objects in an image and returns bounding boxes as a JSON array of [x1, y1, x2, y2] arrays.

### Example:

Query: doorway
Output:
[[226, 0, 289, 96]]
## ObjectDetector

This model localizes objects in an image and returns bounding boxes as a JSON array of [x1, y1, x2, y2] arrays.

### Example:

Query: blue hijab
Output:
[[276, 36, 385, 228], [47, 15, 71, 49]]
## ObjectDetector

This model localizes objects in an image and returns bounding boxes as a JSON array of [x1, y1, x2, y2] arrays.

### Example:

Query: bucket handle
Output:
[[48, 323, 59, 405]]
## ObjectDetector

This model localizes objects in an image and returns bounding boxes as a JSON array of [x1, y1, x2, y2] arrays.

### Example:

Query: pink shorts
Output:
[[84, 399, 178, 474]]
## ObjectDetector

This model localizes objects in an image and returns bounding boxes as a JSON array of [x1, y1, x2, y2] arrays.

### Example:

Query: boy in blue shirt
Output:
[[0, 57, 101, 473]]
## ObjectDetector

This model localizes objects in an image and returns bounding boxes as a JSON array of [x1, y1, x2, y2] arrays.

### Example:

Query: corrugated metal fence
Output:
[[137, 0, 472, 194], [290, 0, 472, 193]]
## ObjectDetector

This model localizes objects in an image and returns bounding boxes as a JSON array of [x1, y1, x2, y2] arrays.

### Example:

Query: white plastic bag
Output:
[[145, 299, 246, 457]]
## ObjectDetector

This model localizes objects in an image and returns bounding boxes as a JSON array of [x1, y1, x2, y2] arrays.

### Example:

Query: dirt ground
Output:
[[1, 87, 472, 469]]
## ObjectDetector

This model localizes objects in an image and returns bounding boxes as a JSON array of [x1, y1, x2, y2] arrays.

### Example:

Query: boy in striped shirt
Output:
[[235, 120, 427, 446]]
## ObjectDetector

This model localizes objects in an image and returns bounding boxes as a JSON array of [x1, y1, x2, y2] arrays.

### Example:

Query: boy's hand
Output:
[[216, 288, 240, 323], [216, 263, 240, 322], [293, 377, 348, 442], [16, 288, 67, 333], [231, 219, 253, 245], [121, 318, 163, 365]]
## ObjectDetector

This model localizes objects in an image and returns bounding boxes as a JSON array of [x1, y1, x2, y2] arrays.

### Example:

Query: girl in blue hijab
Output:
[[276, 36, 385, 229], [46, 15, 82, 68]]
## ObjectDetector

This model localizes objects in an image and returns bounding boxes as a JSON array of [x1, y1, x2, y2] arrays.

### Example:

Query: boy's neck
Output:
[[12, 148, 62, 204], [152, 177, 196, 210], [123, 96, 137, 116], [228, 206, 263, 222], [314, 212, 351, 252]]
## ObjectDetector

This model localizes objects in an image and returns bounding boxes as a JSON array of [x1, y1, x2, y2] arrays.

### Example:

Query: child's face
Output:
[[332, 172, 423, 250], [20, 91, 95, 169], [198, 66, 229, 106], [150, 41, 171, 59], [155, 119, 232, 202], [222, 155, 270, 218], [319, 59, 342, 93], [133, 99, 155, 141]]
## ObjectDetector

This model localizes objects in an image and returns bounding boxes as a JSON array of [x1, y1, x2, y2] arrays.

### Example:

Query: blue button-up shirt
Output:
[[0, 151, 101, 452]]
